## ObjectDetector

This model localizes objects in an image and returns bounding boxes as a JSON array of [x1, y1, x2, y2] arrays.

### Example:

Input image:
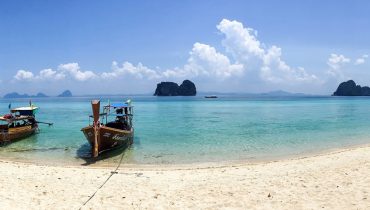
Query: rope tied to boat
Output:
[[78, 150, 126, 209]]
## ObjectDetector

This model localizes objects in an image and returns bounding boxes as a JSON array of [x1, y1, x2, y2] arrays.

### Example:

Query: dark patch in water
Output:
[[0, 134, 39, 147], [133, 136, 141, 145], [76, 143, 133, 166], [7, 147, 69, 153]]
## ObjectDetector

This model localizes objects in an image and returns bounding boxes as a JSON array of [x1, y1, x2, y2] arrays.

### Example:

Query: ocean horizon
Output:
[[0, 90, 327, 98]]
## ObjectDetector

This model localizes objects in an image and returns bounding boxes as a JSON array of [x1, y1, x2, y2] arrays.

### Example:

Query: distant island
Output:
[[35, 92, 48, 97], [154, 80, 196, 96], [333, 80, 370, 96], [3, 92, 48, 99], [3, 90, 73, 98], [260, 90, 307, 96], [57, 90, 72, 97]]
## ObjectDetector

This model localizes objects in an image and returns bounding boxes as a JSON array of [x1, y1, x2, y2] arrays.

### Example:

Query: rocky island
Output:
[[3, 92, 48, 99], [333, 80, 370, 96], [154, 80, 196, 96], [58, 90, 72, 97]]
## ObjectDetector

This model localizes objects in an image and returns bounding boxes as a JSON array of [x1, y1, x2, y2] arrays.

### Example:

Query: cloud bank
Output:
[[11, 19, 368, 94]]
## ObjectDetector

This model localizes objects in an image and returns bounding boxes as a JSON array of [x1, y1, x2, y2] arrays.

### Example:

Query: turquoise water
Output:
[[1, 95, 370, 165]]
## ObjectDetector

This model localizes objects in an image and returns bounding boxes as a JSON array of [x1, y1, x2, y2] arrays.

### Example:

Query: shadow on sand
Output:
[[76, 143, 132, 166]]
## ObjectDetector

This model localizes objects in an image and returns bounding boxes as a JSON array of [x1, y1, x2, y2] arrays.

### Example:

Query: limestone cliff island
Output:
[[154, 80, 196, 96], [333, 80, 370, 96]]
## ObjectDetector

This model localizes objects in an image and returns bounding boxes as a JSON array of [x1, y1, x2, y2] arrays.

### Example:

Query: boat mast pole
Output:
[[91, 100, 100, 158]]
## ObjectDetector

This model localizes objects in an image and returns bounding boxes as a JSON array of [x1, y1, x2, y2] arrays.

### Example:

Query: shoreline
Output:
[[1, 144, 369, 209], [1, 142, 370, 169]]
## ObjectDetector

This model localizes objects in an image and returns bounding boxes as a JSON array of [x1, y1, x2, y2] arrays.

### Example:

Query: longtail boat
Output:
[[0, 106, 39, 143], [81, 100, 134, 157], [204, 95, 218, 98]]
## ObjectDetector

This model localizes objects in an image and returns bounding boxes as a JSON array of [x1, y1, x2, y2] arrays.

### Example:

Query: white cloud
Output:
[[355, 58, 365, 65], [102, 43, 243, 80], [216, 18, 318, 83], [261, 46, 317, 83], [327, 54, 350, 70], [162, 43, 244, 79], [355, 54, 368, 65], [38, 69, 65, 80], [14, 68, 65, 81], [217, 19, 264, 61], [101, 61, 161, 80], [14, 70, 34, 81], [187, 42, 244, 78], [327, 54, 351, 78], [13, 64, 95, 82], [58, 63, 96, 81]]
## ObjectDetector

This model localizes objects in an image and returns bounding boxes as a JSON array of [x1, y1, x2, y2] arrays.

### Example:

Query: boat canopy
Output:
[[104, 103, 133, 108], [88, 113, 129, 118], [109, 113, 128, 117], [10, 106, 39, 116], [0, 115, 34, 122]]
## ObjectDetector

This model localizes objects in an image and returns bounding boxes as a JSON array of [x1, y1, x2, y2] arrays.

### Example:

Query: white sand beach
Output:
[[1, 146, 370, 210]]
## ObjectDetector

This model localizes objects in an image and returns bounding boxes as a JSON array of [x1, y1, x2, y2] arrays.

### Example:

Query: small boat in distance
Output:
[[0, 106, 39, 143], [81, 100, 134, 157], [205, 95, 218, 98]]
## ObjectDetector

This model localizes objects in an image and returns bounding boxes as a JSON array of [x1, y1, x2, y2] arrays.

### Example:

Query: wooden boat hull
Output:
[[81, 125, 134, 155], [0, 125, 37, 143]]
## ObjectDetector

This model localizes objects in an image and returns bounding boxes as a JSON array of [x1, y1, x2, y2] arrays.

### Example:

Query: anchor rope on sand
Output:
[[78, 151, 126, 210]]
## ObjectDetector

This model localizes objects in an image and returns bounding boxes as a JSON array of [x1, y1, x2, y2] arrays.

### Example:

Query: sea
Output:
[[1, 95, 370, 166]]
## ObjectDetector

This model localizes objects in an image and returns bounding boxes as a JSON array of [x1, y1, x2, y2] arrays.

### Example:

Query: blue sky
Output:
[[1, 0, 370, 95]]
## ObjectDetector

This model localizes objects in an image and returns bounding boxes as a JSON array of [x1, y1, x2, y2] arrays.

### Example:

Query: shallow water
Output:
[[1, 95, 370, 166]]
